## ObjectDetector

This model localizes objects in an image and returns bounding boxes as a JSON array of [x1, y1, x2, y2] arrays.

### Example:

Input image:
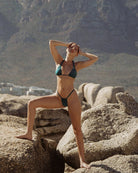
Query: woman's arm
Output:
[[49, 40, 69, 64], [76, 50, 98, 71]]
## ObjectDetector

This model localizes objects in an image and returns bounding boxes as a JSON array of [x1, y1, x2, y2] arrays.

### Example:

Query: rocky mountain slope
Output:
[[0, 0, 137, 99]]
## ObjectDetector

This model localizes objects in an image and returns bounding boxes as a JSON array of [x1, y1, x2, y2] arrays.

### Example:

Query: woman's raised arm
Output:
[[76, 50, 98, 71], [49, 40, 69, 64]]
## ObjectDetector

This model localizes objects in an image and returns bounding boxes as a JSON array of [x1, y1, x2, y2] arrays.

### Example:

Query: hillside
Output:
[[0, 0, 137, 100]]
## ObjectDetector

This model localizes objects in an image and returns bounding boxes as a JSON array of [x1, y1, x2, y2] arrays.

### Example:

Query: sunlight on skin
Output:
[[16, 40, 98, 168]]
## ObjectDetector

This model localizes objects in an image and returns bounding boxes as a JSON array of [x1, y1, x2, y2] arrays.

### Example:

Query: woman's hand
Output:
[[78, 49, 84, 56], [68, 42, 73, 47]]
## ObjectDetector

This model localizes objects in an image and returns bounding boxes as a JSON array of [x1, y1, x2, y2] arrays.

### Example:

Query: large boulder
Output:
[[57, 102, 138, 168], [78, 83, 88, 102], [116, 92, 138, 117], [35, 108, 71, 142], [94, 86, 124, 106], [64, 163, 75, 173], [0, 114, 64, 173], [73, 155, 138, 173], [77, 84, 91, 111], [0, 94, 71, 143], [83, 83, 101, 106], [0, 94, 37, 117], [78, 83, 125, 108]]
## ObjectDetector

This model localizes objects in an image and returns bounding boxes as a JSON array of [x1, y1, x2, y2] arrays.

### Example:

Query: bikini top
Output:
[[55, 60, 77, 78]]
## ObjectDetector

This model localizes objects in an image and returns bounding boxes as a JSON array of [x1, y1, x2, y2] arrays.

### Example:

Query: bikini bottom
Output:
[[57, 89, 75, 107]]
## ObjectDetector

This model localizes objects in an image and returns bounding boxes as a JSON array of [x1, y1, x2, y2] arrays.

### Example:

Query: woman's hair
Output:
[[77, 46, 80, 53], [68, 42, 79, 53]]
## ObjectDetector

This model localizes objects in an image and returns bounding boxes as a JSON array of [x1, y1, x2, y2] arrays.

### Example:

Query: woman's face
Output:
[[67, 43, 79, 57]]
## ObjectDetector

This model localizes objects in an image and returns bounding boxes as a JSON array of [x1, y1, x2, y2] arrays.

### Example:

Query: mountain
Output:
[[13, 0, 138, 53], [0, 0, 137, 99]]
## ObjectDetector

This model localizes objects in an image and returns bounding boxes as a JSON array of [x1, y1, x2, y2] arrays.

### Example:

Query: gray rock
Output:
[[78, 83, 88, 93], [0, 94, 37, 117], [0, 114, 64, 173], [77, 84, 91, 111], [79, 83, 125, 108], [116, 92, 138, 117], [83, 83, 101, 106], [57, 103, 138, 168], [0, 94, 71, 143], [77, 84, 86, 107], [64, 163, 75, 173], [73, 155, 138, 173], [35, 108, 71, 142], [94, 86, 124, 106], [78, 83, 88, 102], [81, 101, 91, 112]]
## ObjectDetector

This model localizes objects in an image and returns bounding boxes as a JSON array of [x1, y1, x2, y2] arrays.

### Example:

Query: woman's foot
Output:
[[80, 161, 91, 169], [16, 133, 32, 141]]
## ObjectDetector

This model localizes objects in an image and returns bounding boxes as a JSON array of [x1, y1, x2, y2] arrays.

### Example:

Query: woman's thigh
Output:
[[68, 92, 82, 131], [29, 93, 64, 109]]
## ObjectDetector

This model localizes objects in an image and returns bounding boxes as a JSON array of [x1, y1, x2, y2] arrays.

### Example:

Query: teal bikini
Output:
[[55, 60, 77, 107], [55, 60, 77, 78]]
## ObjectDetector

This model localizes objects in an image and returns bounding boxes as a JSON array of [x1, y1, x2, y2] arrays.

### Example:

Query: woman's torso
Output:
[[56, 60, 77, 97]]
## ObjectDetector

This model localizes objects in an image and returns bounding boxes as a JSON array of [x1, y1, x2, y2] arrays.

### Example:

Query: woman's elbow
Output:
[[95, 56, 98, 61], [91, 56, 98, 65], [92, 56, 98, 63], [49, 40, 53, 45]]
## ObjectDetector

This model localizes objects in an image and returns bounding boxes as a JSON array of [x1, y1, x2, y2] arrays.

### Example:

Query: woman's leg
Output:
[[16, 94, 63, 140], [68, 92, 90, 168]]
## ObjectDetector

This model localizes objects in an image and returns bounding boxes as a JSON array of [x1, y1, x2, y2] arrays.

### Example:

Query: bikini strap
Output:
[[60, 60, 65, 66], [57, 89, 74, 99], [72, 61, 75, 67], [66, 89, 74, 99]]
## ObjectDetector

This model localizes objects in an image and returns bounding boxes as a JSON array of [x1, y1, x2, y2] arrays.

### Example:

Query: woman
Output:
[[17, 40, 98, 168]]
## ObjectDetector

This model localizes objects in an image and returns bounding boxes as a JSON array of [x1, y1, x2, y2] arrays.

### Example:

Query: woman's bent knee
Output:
[[27, 95, 62, 109], [28, 99, 38, 109]]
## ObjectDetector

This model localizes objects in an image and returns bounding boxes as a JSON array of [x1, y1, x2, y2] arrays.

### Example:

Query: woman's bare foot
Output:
[[16, 133, 33, 141], [80, 161, 91, 169]]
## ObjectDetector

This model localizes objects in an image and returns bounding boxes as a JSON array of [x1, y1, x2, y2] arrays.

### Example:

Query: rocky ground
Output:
[[0, 83, 138, 173]]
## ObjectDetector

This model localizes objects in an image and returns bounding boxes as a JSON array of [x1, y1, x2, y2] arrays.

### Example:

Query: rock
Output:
[[77, 90, 84, 105], [116, 92, 138, 117], [64, 163, 75, 173], [78, 83, 87, 93], [81, 101, 91, 112], [80, 83, 125, 108], [73, 155, 138, 173], [0, 113, 27, 128], [94, 86, 124, 106], [57, 103, 138, 168], [83, 122, 138, 165], [0, 94, 71, 142], [83, 83, 101, 107], [0, 94, 37, 117], [78, 83, 87, 102], [34, 108, 71, 142], [0, 114, 64, 173], [77, 84, 91, 111]]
